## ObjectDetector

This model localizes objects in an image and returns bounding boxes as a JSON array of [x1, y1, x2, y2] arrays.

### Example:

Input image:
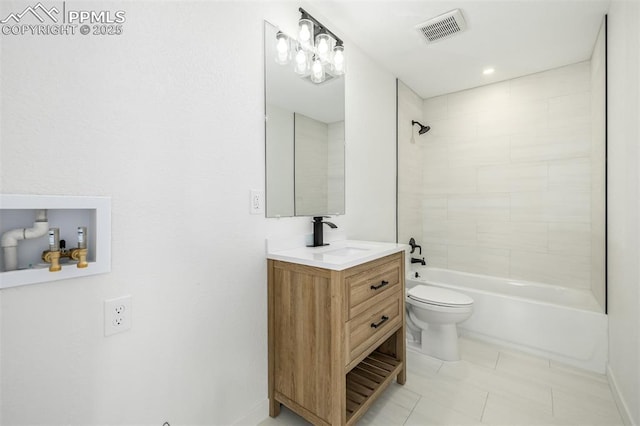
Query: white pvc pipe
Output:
[[3, 246, 17, 272], [1, 209, 48, 271]]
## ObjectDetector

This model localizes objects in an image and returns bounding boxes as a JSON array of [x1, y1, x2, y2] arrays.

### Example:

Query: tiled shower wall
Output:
[[295, 113, 329, 216], [399, 60, 605, 297], [327, 121, 346, 215], [294, 114, 346, 216]]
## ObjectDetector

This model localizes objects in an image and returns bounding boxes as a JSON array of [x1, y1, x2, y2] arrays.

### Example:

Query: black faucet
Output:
[[409, 237, 422, 255], [411, 257, 426, 265], [309, 216, 338, 247]]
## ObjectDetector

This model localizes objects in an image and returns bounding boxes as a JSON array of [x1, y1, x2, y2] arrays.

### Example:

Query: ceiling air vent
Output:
[[415, 9, 467, 44]]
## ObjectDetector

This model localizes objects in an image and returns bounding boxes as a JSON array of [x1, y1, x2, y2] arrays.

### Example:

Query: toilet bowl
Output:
[[405, 285, 474, 361]]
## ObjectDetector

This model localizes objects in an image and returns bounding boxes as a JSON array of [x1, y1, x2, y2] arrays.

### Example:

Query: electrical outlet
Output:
[[250, 190, 264, 215], [104, 295, 132, 336]]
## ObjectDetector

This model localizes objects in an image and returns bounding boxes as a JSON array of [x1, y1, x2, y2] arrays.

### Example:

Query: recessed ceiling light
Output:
[[483, 67, 495, 75]]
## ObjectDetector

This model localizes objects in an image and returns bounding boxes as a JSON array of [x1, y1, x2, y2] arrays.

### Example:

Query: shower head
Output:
[[412, 120, 431, 135]]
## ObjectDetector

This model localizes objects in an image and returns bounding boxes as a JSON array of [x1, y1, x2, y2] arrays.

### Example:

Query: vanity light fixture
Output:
[[483, 67, 495, 75], [315, 32, 333, 62], [275, 31, 291, 65], [298, 17, 314, 50], [275, 7, 346, 84], [332, 44, 345, 76], [310, 55, 325, 83], [294, 44, 310, 75]]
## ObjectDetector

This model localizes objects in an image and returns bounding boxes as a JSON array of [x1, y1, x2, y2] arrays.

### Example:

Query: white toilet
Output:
[[405, 285, 474, 361]]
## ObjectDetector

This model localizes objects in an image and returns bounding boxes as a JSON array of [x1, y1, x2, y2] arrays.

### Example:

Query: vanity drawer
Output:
[[345, 291, 402, 365], [346, 256, 401, 318]]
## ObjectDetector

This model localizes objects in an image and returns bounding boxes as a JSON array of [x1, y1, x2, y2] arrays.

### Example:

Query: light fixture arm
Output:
[[299, 7, 344, 46]]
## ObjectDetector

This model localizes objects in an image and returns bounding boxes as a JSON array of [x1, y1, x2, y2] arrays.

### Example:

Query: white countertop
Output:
[[267, 240, 406, 271]]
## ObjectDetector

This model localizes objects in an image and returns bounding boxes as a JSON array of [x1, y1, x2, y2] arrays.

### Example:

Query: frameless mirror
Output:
[[264, 21, 345, 218]]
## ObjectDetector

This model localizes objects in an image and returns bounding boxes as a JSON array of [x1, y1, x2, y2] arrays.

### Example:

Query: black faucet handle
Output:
[[312, 216, 338, 228], [408, 237, 422, 254]]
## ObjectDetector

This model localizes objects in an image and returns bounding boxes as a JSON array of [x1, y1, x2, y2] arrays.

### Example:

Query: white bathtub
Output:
[[407, 266, 608, 373]]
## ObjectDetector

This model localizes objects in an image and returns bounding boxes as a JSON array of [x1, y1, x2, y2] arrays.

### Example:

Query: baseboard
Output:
[[232, 398, 269, 426], [607, 365, 636, 426]]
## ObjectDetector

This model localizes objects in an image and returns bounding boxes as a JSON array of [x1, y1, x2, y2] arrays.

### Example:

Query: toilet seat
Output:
[[407, 285, 473, 308]]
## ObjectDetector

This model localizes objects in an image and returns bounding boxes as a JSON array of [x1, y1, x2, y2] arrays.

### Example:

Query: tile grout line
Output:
[[402, 395, 423, 426], [480, 392, 490, 423], [494, 351, 501, 370]]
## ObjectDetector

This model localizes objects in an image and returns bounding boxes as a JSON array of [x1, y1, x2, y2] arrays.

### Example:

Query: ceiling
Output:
[[307, 0, 611, 99]]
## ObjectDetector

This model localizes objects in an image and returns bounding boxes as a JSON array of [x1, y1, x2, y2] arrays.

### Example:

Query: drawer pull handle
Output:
[[370, 280, 389, 290], [370, 315, 389, 329]]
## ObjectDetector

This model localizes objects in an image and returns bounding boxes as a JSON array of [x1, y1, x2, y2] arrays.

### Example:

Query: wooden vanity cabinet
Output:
[[267, 252, 406, 426]]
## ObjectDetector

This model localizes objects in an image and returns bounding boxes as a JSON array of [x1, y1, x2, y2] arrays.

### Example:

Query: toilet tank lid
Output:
[[408, 285, 474, 306]]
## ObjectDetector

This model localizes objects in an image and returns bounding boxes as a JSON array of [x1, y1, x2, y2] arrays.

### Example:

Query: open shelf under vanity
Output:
[[346, 351, 403, 423]]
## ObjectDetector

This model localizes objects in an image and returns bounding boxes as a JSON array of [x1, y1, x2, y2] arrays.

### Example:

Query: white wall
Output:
[[607, 1, 640, 424], [400, 62, 604, 292], [0, 1, 397, 424]]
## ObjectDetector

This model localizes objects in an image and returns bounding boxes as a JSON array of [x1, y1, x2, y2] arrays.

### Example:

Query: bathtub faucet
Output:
[[411, 257, 426, 266]]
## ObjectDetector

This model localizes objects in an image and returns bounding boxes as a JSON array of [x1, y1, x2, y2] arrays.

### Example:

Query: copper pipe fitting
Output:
[[42, 250, 61, 272], [71, 248, 88, 268]]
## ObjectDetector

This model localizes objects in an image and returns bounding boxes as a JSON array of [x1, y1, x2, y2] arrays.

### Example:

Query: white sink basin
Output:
[[322, 247, 371, 257]]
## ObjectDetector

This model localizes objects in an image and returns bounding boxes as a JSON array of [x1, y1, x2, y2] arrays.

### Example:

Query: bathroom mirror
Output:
[[264, 21, 345, 218]]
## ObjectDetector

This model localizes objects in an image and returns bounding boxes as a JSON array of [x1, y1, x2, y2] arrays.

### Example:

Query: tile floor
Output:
[[259, 337, 624, 425]]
